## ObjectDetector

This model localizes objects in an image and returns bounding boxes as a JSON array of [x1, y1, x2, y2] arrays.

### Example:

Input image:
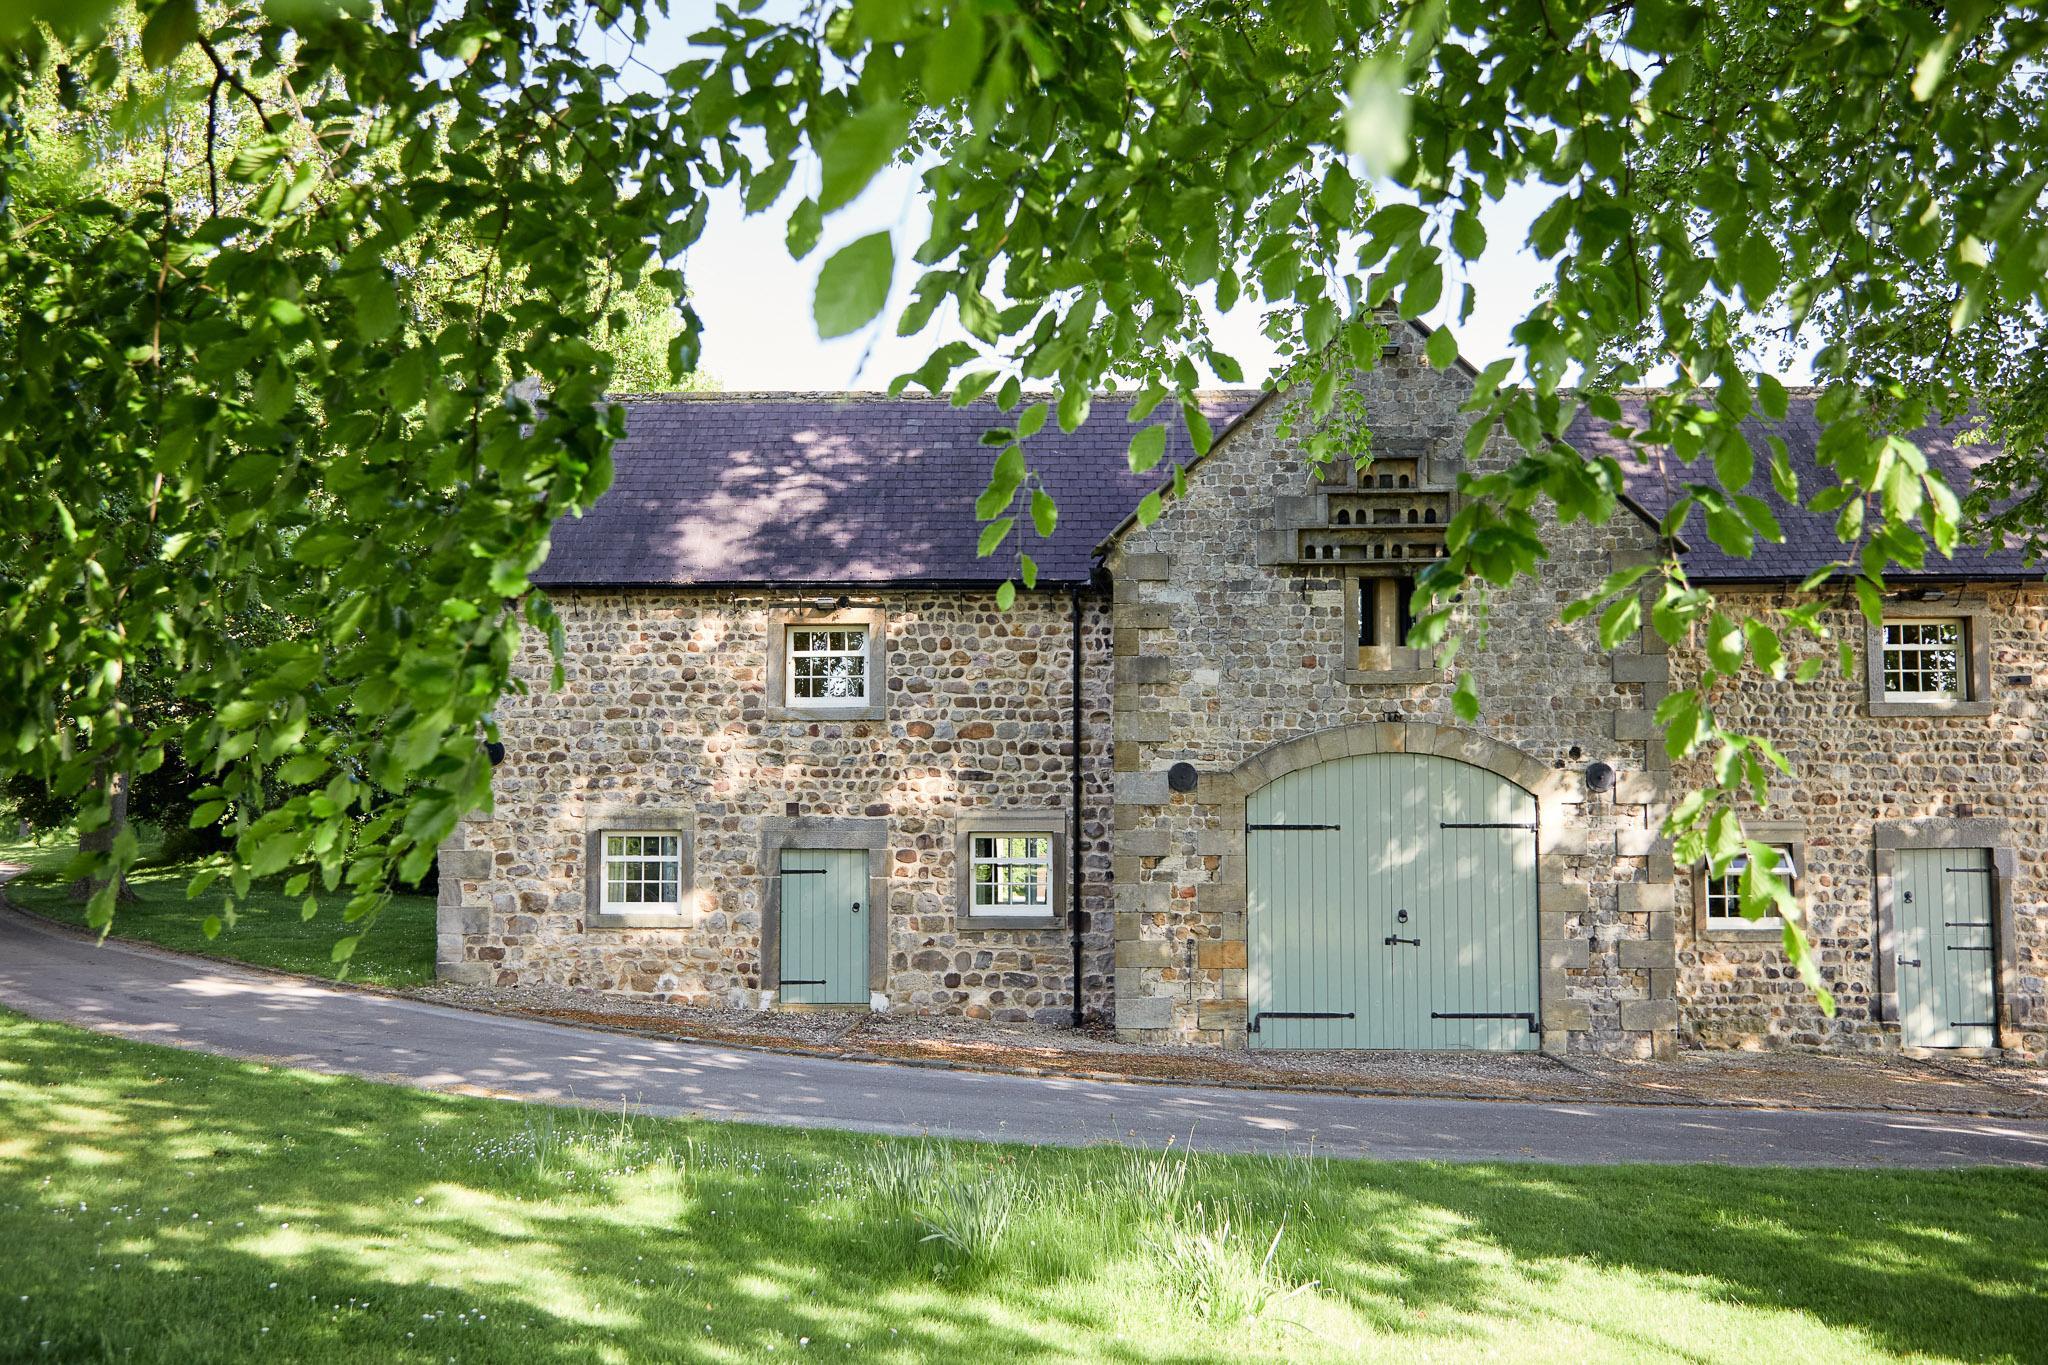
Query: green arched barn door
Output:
[[1247, 751, 1539, 1050]]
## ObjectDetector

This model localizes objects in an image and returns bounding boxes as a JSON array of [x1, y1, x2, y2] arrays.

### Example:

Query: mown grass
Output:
[[0, 826, 436, 989], [0, 1012, 2042, 1363]]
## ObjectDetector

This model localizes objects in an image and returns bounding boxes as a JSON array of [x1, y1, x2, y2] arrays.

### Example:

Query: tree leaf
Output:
[[1344, 57, 1410, 178], [1424, 324, 1458, 369], [818, 102, 908, 212], [139, 0, 198, 68], [977, 517, 1014, 557], [785, 198, 822, 260], [1031, 486, 1058, 538], [813, 232, 894, 339], [1127, 424, 1168, 473]]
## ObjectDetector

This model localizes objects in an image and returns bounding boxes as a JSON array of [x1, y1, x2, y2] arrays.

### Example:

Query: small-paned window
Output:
[[788, 627, 869, 705], [602, 832, 682, 909], [970, 833, 1053, 915], [1882, 619, 1965, 701], [1703, 846, 1793, 928]]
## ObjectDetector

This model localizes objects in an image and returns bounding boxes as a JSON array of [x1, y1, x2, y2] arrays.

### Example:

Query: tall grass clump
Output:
[[1151, 1199, 1316, 1326], [913, 1170, 1020, 1261], [1109, 1137, 1194, 1216]]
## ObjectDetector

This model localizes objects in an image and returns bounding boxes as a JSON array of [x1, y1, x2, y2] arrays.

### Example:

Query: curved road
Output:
[[2, 908, 2044, 1167]]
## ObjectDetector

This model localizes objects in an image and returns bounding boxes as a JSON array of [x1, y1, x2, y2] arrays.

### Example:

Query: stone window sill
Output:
[[1345, 668, 1442, 686], [768, 702, 886, 723], [958, 914, 1066, 933], [588, 909, 691, 930], [1867, 699, 1994, 718], [1699, 922, 1784, 942]]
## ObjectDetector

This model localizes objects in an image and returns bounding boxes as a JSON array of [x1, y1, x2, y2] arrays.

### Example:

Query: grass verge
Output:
[[0, 826, 435, 989], [1, 1011, 2043, 1362]]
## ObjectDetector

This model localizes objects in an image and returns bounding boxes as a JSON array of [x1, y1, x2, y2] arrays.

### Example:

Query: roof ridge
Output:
[[603, 388, 1266, 403]]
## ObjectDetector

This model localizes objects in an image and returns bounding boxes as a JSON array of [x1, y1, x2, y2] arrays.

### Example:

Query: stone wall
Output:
[[1668, 588, 2048, 1057], [1104, 326, 1679, 1056], [438, 587, 1116, 1024]]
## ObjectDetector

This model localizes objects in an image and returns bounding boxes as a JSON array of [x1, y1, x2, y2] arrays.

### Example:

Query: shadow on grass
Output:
[[3, 859, 436, 989], [0, 1013, 2043, 1363]]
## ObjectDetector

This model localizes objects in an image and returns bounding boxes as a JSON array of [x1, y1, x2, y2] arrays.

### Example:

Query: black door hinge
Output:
[[1432, 1010, 1540, 1035], [1248, 1010, 1354, 1034]]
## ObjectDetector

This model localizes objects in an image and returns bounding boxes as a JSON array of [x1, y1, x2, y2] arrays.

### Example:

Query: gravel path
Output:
[[6, 906, 2047, 1166], [410, 978, 2048, 1118]]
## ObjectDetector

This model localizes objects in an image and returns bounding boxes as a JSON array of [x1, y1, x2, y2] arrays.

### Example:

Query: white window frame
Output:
[[969, 832, 1055, 916], [600, 831, 684, 911], [785, 625, 871, 708], [1880, 618, 1966, 702], [1702, 845, 1794, 930]]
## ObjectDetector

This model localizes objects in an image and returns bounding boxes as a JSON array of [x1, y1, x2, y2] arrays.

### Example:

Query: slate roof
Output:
[[537, 389, 2035, 588], [534, 392, 1258, 588], [1565, 397, 2039, 582]]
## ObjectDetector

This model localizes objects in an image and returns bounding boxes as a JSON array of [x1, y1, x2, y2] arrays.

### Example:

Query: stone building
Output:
[[437, 323, 2046, 1060]]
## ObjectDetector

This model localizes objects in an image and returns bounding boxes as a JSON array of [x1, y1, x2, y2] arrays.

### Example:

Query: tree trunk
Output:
[[69, 767, 137, 904]]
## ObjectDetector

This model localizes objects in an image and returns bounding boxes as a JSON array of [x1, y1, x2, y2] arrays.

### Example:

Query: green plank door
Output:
[[1248, 755, 1377, 1049], [1248, 752, 1538, 1051], [778, 848, 869, 1005], [1418, 755, 1539, 1050], [1895, 848, 1996, 1048]]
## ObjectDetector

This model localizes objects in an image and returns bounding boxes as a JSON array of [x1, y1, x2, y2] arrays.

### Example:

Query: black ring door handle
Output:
[[851, 901, 861, 915]]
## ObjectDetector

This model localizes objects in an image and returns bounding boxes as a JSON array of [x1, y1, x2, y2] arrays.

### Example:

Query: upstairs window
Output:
[[788, 627, 869, 706], [1357, 574, 1415, 649], [1881, 620, 1965, 702], [769, 608, 886, 722]]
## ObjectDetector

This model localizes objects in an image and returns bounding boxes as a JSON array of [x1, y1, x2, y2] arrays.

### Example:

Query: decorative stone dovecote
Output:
[[1255, 434, 1458, 570]]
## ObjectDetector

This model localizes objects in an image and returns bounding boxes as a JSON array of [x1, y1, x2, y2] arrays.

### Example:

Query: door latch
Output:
[[851, 901, 861, 915], [1899, 956, 1922, 967], [1384, 935, 1421, 947]]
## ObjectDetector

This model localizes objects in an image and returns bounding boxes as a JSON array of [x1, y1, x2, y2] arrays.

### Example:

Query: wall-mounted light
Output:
[[1167, 762, 1200, 793], [1584, 761, 1618, 794]]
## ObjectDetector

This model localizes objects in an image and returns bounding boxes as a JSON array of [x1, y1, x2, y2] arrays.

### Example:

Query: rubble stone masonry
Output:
[[437, 589, 1117, 1025]]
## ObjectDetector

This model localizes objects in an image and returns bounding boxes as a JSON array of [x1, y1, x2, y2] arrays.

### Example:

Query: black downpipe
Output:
[[1069, 585, 1086, 1029]]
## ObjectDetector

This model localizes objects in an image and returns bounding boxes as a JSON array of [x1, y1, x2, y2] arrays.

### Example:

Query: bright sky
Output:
[[602, 9, 1799, 395]]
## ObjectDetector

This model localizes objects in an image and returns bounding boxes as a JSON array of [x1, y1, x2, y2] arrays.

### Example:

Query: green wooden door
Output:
[[778, 848, 869, 1005], [1248, 752, 1538, 1050], [1895, 848, 1996, 1048]]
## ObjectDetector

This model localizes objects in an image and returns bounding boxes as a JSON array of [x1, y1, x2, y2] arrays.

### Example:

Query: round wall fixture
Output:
[[1584, 761, 1617, 793], [1167, 761, 1200, 793]]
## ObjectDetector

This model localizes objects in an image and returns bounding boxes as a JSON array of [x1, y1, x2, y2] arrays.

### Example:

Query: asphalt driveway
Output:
[[3, 906, 2045, 1167]]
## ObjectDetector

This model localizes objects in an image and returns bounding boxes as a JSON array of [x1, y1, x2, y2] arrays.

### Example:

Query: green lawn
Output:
[[0, 1013, 2042, 1362], [0, 826, 436, 989]]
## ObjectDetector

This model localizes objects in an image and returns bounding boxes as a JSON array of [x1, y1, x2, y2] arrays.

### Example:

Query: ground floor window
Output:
[[1702, 846, 1793, 929], [955, 812, 1067, 927], [971, 833, 1054, 914], [602, 832, 683, 909]]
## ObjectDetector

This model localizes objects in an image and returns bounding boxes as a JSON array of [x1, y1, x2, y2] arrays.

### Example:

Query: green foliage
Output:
[[1, 2, 711, 934]]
